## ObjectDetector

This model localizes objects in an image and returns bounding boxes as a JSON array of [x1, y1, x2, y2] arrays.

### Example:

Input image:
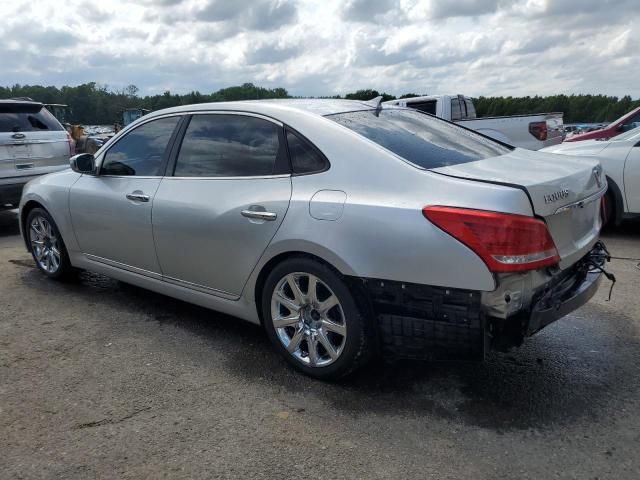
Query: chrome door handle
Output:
[[126, 193, 150, 202], [241, 209, 277, 221]]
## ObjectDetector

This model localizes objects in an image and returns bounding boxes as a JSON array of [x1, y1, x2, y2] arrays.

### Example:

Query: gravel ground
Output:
[[1, 209, 639, 479]]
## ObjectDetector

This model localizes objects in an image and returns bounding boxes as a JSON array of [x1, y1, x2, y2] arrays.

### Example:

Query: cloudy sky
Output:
[[1, 0, 638, 97]]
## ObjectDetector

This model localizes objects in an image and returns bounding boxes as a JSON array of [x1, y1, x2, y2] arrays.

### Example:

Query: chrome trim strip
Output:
[[186, 110, 284, 127], [554, 187, 607, 214], [84, 254, 163, 280], [162, 276, 238, 300], [84, 254, 238, 300], [164, 174, 291, 181]]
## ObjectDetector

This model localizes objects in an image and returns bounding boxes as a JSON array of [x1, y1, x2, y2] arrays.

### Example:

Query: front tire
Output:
[[26, 208, 74, 280], [261, 257, 372, 380]]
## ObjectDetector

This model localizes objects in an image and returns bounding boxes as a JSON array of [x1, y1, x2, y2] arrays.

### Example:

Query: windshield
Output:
[[326, 108, 511, 170], [611, 126, 640, 142]]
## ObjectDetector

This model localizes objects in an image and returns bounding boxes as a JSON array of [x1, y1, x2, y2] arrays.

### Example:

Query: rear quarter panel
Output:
[[245, 114, 536, 301]]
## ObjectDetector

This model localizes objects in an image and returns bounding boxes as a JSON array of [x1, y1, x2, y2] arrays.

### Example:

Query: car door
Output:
[[69, 115, 182, 275], [624, 140, 640, 213], [152, 112, 292, 298]]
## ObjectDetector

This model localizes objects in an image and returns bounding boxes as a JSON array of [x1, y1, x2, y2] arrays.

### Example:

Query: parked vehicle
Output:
[[384, 94, 564, 150], [1, 100, 73, 209], [543, 127, 640, 224], [564, 106, 640, 143], [19, 99, 607, 379], [72, 108, 151, 154]]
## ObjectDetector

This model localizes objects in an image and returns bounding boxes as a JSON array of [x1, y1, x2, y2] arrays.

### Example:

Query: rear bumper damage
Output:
[[358, 242, 608, 360]]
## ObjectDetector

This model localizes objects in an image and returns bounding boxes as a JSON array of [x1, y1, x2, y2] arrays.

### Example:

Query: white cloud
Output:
[[0, 0, 638, 98]]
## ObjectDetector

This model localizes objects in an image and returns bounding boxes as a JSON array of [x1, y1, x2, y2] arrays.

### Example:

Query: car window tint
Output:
[[101, 116, 180, 176], [286, 130, 327, 174], [411, 101, 437, 115], [174, 115, 280, 177], [450, 98, 463, 121], [464, 99, 477, 119], [0, 107, 64, 132], [327, 109, 511, 170]]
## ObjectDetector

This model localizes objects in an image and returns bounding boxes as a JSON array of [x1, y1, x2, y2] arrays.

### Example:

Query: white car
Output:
[[542, 128, 640, 224]]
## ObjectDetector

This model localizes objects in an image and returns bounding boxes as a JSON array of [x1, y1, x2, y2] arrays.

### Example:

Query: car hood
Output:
[[541, 139, 610, 156]]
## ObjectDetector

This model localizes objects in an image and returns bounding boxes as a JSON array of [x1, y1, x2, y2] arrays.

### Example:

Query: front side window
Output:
[[101, 116, 180, 176], [174, 114, 281, 177], [327, 108, 511, 170], [286, 130, 327, 174]]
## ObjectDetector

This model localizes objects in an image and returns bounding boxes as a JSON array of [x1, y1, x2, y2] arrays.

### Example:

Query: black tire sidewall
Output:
[[602, 190, 615, 227], [26, 207, 72, 280], [261, 257, 370, 380]]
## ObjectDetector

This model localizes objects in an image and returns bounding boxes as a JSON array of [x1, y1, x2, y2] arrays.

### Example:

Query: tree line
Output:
[[2, 82, 638, 125]]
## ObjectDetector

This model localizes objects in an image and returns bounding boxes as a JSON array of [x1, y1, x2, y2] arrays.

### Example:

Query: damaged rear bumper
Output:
[[358, 242, 607, 360]]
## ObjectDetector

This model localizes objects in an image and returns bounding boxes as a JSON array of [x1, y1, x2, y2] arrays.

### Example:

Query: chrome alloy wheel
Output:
[[29, 215, 61, 274], [271, 272, 347, 367]]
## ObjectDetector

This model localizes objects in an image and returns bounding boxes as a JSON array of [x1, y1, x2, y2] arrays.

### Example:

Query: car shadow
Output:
[[12, 253, 640, 434], [0, 209, 20, 237]]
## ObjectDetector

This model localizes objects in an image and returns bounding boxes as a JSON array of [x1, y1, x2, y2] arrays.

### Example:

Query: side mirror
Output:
[[70, 153, 96, 174]]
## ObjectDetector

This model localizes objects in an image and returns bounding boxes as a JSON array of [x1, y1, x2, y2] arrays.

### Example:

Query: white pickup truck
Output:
[[385, 94, 564, 150]]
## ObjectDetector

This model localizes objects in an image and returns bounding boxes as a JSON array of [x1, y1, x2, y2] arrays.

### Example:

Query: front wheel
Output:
[[26, 208, 74, 280], [262, 257, 372, 380]]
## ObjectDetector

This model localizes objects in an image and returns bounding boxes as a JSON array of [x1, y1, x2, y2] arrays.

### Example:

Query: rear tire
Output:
[[26, 208, 75, 280], [261, 257, 372, 380]]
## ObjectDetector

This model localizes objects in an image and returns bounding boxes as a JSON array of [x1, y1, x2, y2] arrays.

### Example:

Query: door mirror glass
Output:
[[70, 153, 95, 174]]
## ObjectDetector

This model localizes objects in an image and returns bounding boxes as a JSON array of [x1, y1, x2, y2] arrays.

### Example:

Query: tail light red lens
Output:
[[423, 206, 560, 273], [529, 121, 548, 141]]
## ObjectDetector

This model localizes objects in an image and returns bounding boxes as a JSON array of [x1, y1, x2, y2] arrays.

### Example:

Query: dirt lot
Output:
[[1, 208, 639, 479]]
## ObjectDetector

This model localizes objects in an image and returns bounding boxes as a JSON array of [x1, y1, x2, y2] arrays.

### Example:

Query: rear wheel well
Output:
[[254, 252, 347, 325], [20, 200, 45, 248]]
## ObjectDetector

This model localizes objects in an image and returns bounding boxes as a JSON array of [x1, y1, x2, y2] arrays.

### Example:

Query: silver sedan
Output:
[[19, 99, 608, 379]]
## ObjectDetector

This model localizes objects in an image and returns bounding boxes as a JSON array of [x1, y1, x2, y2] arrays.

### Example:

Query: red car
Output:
[[565, 106, 640, 142]]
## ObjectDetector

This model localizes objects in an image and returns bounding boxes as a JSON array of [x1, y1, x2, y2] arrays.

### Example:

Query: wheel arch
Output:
[[253, 251, 346, 325], [605, 175, 625, 225], [20, 200, 46, 249]]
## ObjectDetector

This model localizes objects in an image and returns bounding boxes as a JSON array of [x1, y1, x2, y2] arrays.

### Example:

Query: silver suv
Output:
[[0, 100, 72, 209]]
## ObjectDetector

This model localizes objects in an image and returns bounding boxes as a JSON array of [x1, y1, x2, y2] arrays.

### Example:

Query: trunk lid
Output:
[[432, 148, 605, 268]]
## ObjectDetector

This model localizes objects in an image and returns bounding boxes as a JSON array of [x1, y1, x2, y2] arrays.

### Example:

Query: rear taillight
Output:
[[423, 206, 560, 273], [529, 121, 548, 141], [66, 132, 75, 156]]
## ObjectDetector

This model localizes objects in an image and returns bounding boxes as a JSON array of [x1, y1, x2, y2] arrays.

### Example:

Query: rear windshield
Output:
[[327, 109, 511, 169], [0, 106, 64, 132]]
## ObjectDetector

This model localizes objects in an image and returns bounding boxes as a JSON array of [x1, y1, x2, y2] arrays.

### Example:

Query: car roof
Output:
[[0, 99, 45, 113], [147, 98, 382, 119]]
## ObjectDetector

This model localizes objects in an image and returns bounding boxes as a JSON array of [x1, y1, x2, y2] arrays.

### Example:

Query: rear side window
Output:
[[101, 116, 180, 176], [174, 114, 282, 177], [286, 130, 328, 174], [464, 99, 477, 119], [327, 109, 511, 170], [410, 100, 437, 115], [0, 105, 64, 132], [450, 98, 463, 121]]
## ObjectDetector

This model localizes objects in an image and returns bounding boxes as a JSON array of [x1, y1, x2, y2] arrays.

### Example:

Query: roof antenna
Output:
[[365, 95, 384, 115]]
